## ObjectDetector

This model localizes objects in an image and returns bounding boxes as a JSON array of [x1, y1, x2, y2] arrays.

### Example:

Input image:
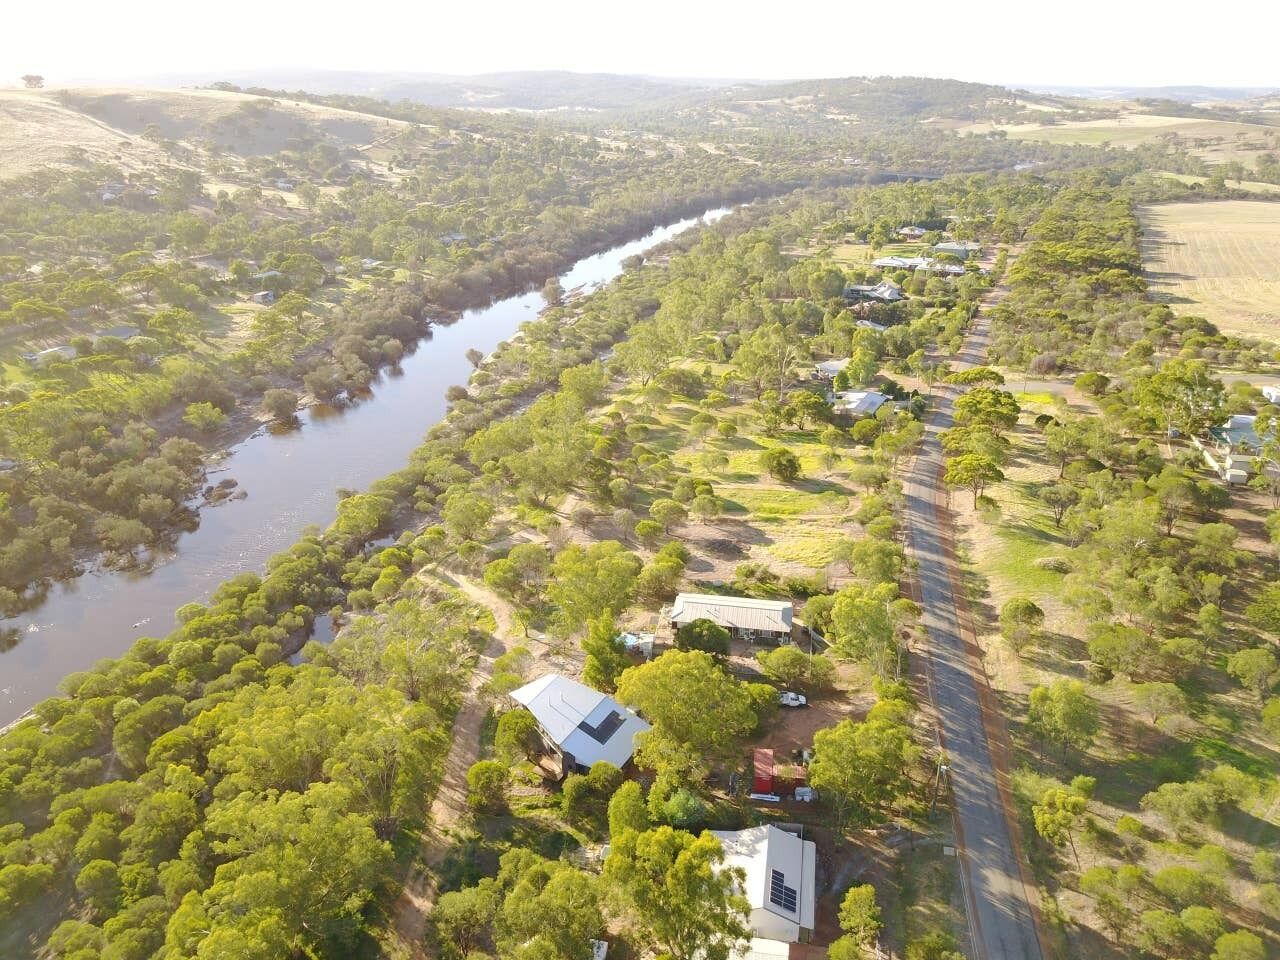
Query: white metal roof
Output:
[[814, 359, 849, 377], [833, 390, 889, 417], [510, 674, 650, 770], [712, 825, 817, 932], [736, 939, 792, 960], [670, 593, 793, 633]]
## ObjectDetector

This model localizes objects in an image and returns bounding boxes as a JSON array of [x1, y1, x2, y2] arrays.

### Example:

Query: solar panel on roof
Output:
[[577, 710, 625, 744], [769, 868, 797, 913]]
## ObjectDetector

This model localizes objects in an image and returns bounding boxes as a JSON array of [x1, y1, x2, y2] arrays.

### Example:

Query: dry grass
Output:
[[58, 87, 408, 156], [1139, 200, 1280, 340], [0, 89, 171, 179], [963, 112, 1280, 164], [0, 85, 411, 180], [1157, 171, 1280, 196]]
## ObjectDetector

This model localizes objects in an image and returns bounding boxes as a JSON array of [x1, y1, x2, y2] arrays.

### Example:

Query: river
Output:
[[0, 208, 729, 726]]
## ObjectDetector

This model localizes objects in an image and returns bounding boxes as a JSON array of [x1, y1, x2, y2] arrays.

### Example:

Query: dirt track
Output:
[[389, 574, 520, 958]]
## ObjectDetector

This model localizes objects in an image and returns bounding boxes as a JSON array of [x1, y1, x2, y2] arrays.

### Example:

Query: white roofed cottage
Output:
[[813, 358, 849, 381], [510, 674, 650, 778], [712, 825, 817, 943], [832, 390, 890, 420]]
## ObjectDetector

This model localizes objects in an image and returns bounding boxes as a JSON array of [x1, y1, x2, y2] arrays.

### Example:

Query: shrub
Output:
[[495, 708, 541, 762], [999, 597, 1045, 652], [466, 760, 509, 813], [262, 388, 299, 422], [1153, 864, 1220, 908], [1074, 372, 1110, 396], [760, 446, 801, 482], [634, 519, 664, 547], [659, 788, 708, 830], [756, 645, 835, 690], [676, 618, 730, 656], [905, 930, 964, 960], [183, 401, 225, 433]]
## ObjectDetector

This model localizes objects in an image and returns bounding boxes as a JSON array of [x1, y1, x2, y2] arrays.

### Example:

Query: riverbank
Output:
[[0, 206, 734, 725], [0, 183, 789, 624]]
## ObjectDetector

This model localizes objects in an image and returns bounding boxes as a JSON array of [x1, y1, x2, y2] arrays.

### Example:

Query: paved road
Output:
[[904, 310, 1044, 960]]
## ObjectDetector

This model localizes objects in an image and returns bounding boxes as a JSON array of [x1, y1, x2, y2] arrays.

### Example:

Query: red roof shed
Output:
[[752, 748, 775, 794]]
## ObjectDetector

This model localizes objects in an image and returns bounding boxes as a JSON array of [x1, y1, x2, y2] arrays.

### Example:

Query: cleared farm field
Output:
[[1157, 171, 1280, 196], [1139, 200, 1280, 339], [964, 112, 1280, 164]]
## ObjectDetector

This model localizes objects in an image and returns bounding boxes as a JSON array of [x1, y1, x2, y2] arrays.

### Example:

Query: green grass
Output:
[[894, 845, 968, 953], [987, 521, 1066, 597], [768, 531, 846, 568], [725, 488, 847, 518], [1013, 391, 1057, 406]]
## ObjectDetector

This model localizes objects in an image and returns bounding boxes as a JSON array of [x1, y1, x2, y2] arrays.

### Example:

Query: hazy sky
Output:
[[5, 0, 1278, 88]]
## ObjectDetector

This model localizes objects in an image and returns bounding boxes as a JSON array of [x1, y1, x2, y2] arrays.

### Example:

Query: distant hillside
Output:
[[86, 69, 738, 113], [600, 75, 1065, 136], [715, 75, 1026, 122], [1024, 83, 1280, 103], [70, 71, 1046, 120], [58, 87, 408, 155], [371, 70, 724, 111]]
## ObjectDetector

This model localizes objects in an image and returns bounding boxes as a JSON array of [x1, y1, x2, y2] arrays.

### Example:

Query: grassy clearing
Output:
[[1011, 390, 1057, 407], [726, 488, 846, 517], [767, 531, 847, 568], [893, 844, 969, 954], [828, 240, 926, 266], [1139, 200, 1280, 340], [615, 381, 866, 584]]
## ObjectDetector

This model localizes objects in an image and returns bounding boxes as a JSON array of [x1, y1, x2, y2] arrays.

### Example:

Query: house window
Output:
[[769, 869, 798, 914]]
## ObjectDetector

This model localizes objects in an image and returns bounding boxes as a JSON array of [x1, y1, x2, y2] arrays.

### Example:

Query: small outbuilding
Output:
[[251, 290, 277, 305], [932, 240, 982, 260], [618, 631, 655, 660]]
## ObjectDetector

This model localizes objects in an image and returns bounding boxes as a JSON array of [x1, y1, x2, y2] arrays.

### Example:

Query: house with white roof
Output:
[[813, 358, 849, 381], [843, 279, 904, 304], [872, 255, 966, 275], [712, 825, 817, 943], [24, 345, 78, 367], [1193, 413, 1277, 485], [1261, 385, 1280, 405], [669, 593, 793, 644], [832, 390, 890, 420], [509, 674, 650, 778]]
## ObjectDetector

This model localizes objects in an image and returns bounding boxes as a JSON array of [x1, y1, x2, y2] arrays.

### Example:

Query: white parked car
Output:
[[777, 691, 808, 707]]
